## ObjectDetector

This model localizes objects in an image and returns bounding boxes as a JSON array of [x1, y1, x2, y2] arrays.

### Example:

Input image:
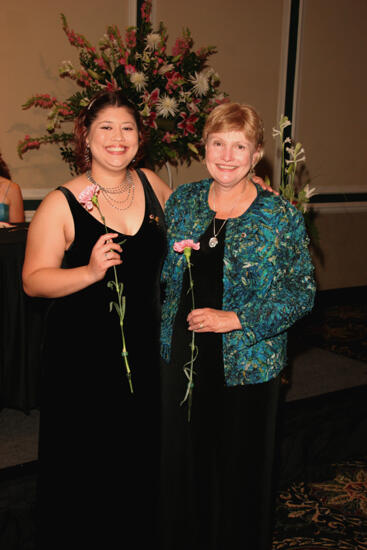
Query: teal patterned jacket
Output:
[[160, 178, 316, 386]]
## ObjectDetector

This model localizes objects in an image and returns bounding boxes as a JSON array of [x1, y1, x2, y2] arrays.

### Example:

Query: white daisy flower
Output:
[[156, 95, 178, 118], [146, 33, 161, 50], [158, 63, 175, 75], [190, 71, 210, 96], [130, 71, 147, 91]]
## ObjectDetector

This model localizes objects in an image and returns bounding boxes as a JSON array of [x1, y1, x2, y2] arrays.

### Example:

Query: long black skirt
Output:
[[160, 222, 281, 549], [160, 348, 280, 550]]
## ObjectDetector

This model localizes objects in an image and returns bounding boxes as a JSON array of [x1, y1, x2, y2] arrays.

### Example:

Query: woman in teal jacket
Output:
[[160, 102, 315, 550]]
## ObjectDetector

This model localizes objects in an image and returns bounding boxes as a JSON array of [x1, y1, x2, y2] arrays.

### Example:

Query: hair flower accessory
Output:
[[78, 184, 133, 393], [173, 239, 200, 421]]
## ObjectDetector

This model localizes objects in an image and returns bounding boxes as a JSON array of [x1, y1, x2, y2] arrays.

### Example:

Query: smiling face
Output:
[[86, 106, 139, 173], [205, 130, 260, 189]]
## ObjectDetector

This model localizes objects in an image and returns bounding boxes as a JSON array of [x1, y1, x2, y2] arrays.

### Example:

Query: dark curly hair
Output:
[[0, 151, 11, 180], [74, 90, 146, 173]]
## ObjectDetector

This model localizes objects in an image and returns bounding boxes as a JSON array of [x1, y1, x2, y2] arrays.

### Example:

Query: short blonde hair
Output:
[[203, 102, 264, 158]]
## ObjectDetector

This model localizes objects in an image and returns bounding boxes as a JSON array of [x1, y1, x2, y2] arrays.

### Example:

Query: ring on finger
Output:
[[199, 322, 204, 329]]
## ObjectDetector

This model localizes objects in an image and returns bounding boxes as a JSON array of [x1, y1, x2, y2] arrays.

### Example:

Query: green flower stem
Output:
[[181, 247, 197, 422], [95, 203, 133, 394]]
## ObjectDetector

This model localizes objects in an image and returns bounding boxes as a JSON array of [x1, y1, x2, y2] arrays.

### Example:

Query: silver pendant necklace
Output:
[[209, 182, 245, 248], [209, 218, 227, 248]]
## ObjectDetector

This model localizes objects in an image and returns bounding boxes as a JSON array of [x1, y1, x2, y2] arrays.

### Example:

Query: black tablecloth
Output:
[[0, 224, 48, 412]]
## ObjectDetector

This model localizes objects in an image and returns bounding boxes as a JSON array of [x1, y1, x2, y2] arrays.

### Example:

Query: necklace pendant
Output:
[[209, 236, 218, 248]]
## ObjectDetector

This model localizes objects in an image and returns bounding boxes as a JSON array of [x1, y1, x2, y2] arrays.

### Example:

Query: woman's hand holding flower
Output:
[[86, 232, 122, 283], [187, 308, 241, 333]]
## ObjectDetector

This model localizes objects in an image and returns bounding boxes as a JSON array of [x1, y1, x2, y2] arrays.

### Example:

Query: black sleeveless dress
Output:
[[38, 169, 166, 549]]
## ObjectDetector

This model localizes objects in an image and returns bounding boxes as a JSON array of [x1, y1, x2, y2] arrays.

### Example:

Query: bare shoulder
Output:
[[140, 168, 172, 208], [30, 188, 68, 224], [30, 176, 82, 226], [60, 174, 87, 196], [0, 177, 17, 195]]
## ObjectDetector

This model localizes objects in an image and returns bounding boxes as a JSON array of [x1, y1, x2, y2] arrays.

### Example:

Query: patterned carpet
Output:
[[273, 457, 367, 549], [1, 458, 366, 549], [0, 286, 366, 549], [293, 287, 367, 364]]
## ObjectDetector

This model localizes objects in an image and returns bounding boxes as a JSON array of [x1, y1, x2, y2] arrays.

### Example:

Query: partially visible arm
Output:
[[22, 190, 122, 298], [8, 182, 25, 223], [235, 209, 315, 345]]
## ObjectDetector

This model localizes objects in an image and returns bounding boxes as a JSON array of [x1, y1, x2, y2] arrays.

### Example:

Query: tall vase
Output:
[[165, 162, 174, 189]]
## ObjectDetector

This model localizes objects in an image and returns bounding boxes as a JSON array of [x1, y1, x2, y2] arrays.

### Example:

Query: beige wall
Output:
[[155, 0, 286, 188], [295, 0, 367, 194], [2, 0, 132, 194], [311, 208, 367, 290], [295, 0, 367, 289]]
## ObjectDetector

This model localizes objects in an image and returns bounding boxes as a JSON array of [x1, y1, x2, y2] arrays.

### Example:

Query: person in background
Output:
[[160, 102, 315, 550], [0, 151, 24, 227]]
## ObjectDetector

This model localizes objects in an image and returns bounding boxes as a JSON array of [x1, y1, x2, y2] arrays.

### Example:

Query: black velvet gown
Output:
[[38, 169, 166, 549], [160, 221, 280, 550]]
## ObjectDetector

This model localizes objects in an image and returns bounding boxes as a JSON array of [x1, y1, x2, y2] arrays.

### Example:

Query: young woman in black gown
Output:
[[22, 90, 171, 549]]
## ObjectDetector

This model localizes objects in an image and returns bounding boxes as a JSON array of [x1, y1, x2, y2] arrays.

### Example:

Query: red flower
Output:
[[146, 111, 157, 129], [125, 64, 136, 75], [125, 29, 136, 48], [165, 71, 182, 93], [177, 112, 199, 136], [105, 79, 118, 91], [143, 88, 160, 107], [162, 132, 173, 144], [96, 57, 108, 71], [140, 1, 152, 22], [172, 37, 190, 57], [118, 55, 128, 66]]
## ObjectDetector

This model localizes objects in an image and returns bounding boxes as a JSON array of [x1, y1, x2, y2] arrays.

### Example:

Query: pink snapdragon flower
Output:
[[78, 183, 100, 211], [125, 28, 136, 48], [172, 37, 190, 57]]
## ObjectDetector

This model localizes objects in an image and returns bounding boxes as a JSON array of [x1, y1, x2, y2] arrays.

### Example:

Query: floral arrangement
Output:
[[271, 115, 316, 213], [79, 184, 133, 393], [18, 0, 227, 173], [173, 239, 200, 421], [271, 115, 318, 241]]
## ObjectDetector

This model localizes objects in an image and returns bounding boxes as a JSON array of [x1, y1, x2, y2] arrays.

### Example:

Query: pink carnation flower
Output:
[[78, 183, 99, 211], [173, 239, 200, 253]]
